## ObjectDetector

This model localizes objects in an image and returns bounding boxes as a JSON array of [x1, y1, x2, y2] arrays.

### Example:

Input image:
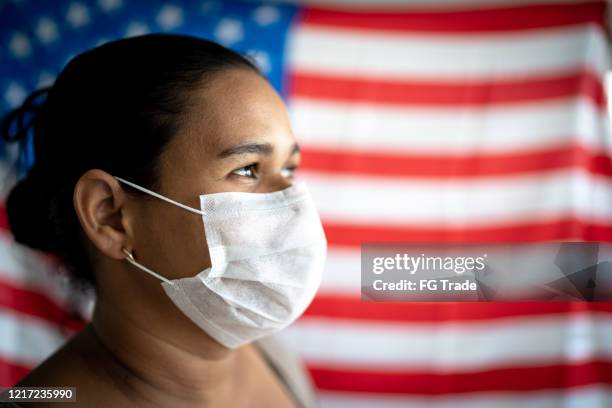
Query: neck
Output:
[[85, 297, 243, 407]]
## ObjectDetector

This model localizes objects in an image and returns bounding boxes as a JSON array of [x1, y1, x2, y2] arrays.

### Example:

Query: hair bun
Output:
[[5, 169, 61, 252], [2, 87, 58, 251]]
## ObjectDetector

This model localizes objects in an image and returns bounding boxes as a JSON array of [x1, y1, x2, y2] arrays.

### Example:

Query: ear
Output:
[[73, 169, 133, 260]]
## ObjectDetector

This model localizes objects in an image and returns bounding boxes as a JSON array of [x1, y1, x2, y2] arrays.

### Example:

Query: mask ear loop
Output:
[[122, 248, 174, 285], [114, 176, 204, 216]]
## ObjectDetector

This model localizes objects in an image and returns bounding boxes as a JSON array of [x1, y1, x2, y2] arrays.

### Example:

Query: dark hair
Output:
[[0, 33, 261, 286]]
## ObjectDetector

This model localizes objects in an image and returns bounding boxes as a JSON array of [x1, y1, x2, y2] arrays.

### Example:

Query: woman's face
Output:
[[127, 68, 300, 283], [72, 67, 302, 348]]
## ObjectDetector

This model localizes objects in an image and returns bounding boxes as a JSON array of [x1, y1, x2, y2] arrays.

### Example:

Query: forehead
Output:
[[155, 69, 297, 189], [184, 69, 294, 152]]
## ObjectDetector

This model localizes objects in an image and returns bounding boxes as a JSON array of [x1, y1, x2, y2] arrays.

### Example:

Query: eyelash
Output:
[[232, 163, 258, 178], [231, 164, 297, 179]]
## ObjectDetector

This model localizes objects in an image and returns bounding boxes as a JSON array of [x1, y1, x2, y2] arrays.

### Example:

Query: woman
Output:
[[0, 33, 326, 407]]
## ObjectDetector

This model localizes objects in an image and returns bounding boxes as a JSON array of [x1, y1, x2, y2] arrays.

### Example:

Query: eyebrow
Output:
[[217, 142, 300, 158]]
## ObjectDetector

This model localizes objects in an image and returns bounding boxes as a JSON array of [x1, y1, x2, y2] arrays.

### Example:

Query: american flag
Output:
[[1, 1, 611, 407]]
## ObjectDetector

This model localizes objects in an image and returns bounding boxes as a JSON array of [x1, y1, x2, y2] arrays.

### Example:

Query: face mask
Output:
[[114, 176, 327, 349]]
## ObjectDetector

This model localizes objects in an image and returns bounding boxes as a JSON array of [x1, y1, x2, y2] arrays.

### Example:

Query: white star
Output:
[[246, 49, 271, 74], [35, 17, 59, 44], [4, 82, 27, 108], [253, 5, 280, 26], [97, 0, 122, 12], [66, 2, 91, 28], [214, 18, 243, 46], [8, 32, 31, 59], [156, 4, 184, 31], [125, 21, 150, 37]]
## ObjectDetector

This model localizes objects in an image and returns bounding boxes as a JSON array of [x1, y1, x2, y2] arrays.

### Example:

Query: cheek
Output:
[[180, 213, 212, 276], [136, 206, 212, 280]]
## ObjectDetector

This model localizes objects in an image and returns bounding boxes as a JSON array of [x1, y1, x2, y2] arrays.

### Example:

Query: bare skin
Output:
[[16, 68, 302, 407]]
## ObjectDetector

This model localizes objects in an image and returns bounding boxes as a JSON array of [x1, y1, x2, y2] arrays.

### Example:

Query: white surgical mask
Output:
[[114, 176, 327, 348]]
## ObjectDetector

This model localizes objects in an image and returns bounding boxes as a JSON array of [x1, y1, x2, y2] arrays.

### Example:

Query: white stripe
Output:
[[0, 309, 66, 367], [318, 385, 612, 408], [299, 169, 612, 226], [319, 248, 361, 293], [288, 25, 609, 79], [290, 97, 609, 154], [280, 313, 612, 370]]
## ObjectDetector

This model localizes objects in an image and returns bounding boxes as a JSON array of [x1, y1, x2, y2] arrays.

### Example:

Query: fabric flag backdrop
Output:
[[1, 0, 611, 407]]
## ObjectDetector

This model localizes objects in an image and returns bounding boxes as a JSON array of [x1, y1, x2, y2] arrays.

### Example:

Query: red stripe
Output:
[[290, 69, 606, 108], [305, 294, 612, 322], [301, 2, 606, 33], [0, 279, 68, 323], [0, 279, 86, 333], [0, 203, 8, 231], [301, 144, 612, 178], [323, 218, 612, 246], [0, 357, 30, 388], [308, 360, 612, 394]]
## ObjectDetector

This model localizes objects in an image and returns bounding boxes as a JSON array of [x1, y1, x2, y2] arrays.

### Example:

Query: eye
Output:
[[231, 163, 258, 178], [280, 165, 297, 178]]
